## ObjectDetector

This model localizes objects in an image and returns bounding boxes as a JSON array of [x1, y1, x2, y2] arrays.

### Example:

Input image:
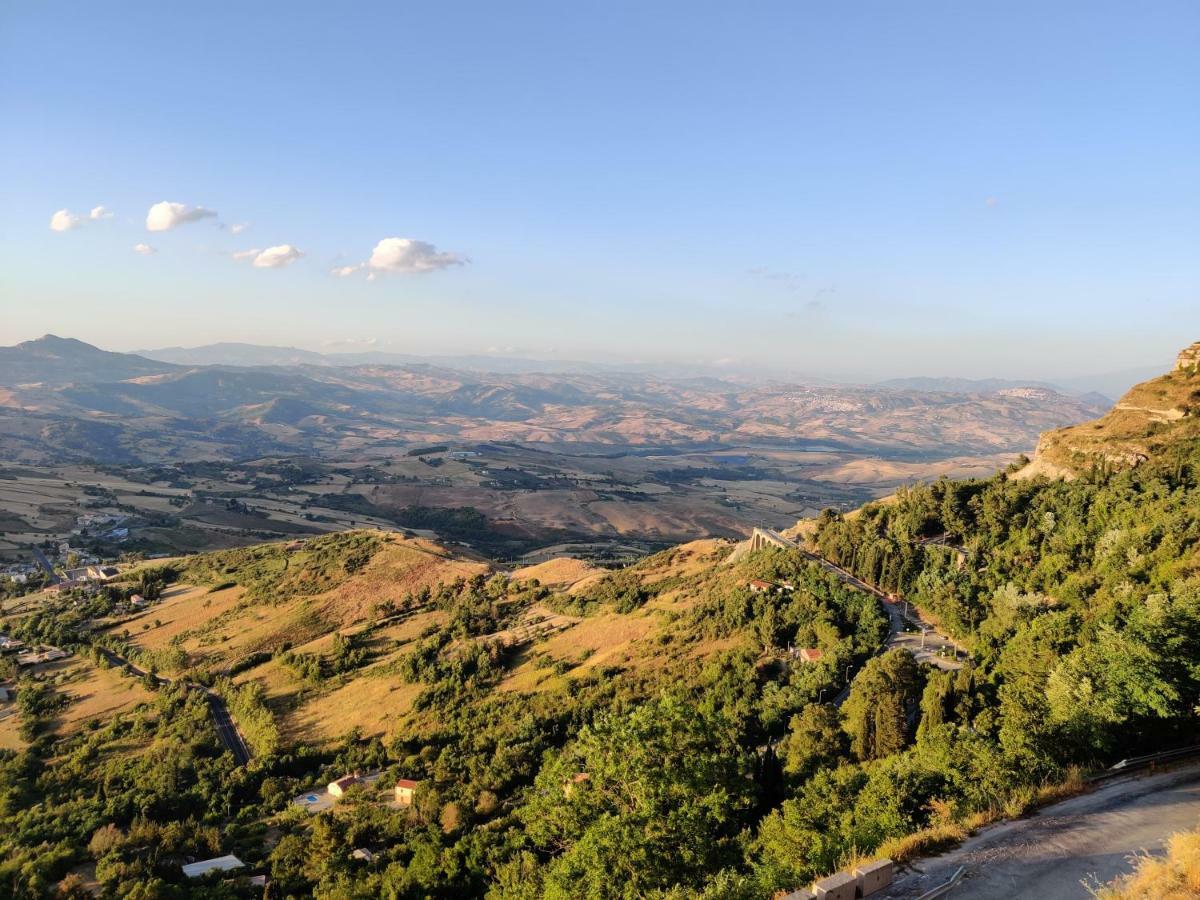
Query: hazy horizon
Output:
[[3, 2, 1198, 382]]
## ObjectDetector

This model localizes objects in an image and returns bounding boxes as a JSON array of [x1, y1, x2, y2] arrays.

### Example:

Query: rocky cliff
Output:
[[1020, 341, 1200, 478]]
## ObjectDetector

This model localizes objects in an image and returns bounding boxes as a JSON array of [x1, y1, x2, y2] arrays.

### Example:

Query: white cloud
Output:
[[367, 237, 464, 275], [49, 209, 82, 232], [233, 245, 303, 268], [145, 201, 217, 232], [50, 204, 113, 232], [132, 243, 157, 255], [330, 263, 363, 277], [252, 244, 303, 268], [230, 222, 249, 234]]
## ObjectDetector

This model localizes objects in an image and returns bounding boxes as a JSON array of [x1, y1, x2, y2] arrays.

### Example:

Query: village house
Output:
[[0, 635, 25, 653], [798, 648, 824, 663], [394, 778, 421, 806], [17, 647, 68, 667], [328, 773, 362, 798], [747, 579, 775, 593]]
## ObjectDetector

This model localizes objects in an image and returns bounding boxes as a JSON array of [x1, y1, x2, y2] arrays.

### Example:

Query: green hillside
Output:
[[2, 352, 1200, 898]]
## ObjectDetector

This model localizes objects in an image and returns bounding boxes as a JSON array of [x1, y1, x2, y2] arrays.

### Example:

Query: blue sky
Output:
[[1, 1, 1197, 380]]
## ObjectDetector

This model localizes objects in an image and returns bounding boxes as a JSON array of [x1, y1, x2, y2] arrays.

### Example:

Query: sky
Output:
[[1, 1, 1197, 382]]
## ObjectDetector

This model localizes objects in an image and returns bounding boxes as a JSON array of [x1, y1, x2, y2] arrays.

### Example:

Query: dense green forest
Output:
[[2, 436, 1200, 898], [813, 441, 1200, 766]]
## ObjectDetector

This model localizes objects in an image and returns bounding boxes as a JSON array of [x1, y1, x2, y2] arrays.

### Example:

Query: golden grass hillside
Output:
[[104, 530, 791, 751], [1028, 341, 1200, 476]]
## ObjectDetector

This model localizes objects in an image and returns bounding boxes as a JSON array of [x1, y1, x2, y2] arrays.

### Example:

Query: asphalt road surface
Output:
[[207, 693, 252, 766], [30, 546, 61, 584], [100, 648, 252, 766], [878, 762, 1200, 899], [796, 548, 964, 672]]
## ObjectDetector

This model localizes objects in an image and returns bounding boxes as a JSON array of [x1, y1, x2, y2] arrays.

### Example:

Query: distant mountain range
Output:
[[139, 342, 630, 376], [139, 341, 1166, 401], [876, 376, 1111, 406], [0, 334, 1111, 466]]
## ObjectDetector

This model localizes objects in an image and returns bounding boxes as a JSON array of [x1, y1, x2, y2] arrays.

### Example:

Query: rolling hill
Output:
[[0, 335, 1109, 466], [3, 345, 1200, 897]]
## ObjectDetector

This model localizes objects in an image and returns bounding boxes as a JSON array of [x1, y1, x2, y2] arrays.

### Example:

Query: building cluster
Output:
[[746, 578, 796, 594], [72, 512, 131, 540], [15, 646, 68, 667], [0, 563, 39, 585]]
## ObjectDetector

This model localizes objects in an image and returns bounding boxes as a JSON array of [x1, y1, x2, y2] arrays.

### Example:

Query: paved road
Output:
[[879, 763, 1200, 899], [100, 648, 252, 765], [30, 546, 61, 584], [796, 548, 965, 671], [206, 693, 251, 766]]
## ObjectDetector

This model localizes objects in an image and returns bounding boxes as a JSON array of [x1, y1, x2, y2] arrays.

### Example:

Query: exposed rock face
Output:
[[1019, 340, 1200, 478], [1176, 342, 1200, 373]]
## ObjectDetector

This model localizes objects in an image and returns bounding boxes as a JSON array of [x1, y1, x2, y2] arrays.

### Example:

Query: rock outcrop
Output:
[[1176, 341, 1200, 373], [1018, 340, 1200, 479]]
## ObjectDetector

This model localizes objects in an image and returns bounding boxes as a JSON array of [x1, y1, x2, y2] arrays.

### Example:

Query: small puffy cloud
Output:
[[330, 263, 363, 278], [367, 237, 464, 275], [49, 209, 82, 232], [146, 201, 217, 232], [232, 248, 261, 261], [252, 244, 303, 268], [229, 222, 249, 234], [50, 204, 114, 232], [132, 243, 157, 255]]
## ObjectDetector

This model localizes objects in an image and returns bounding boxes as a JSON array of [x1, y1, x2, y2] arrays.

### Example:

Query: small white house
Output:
[[328, 773, 361, 798], [182, 855, 245, 878]]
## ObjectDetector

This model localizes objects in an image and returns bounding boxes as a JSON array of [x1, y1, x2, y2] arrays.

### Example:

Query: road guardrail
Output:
[[913, 865, 965, 900], [1088, 743, 1200, 783]]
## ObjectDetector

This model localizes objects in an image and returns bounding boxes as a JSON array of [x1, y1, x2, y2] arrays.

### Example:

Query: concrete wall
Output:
[[855, 858, 894, 896], [811, 870, 857, 900]]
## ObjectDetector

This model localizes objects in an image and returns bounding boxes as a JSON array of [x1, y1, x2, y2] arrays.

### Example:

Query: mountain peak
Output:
[[0, 335, 177, 385], [21, 334, 100, 352]]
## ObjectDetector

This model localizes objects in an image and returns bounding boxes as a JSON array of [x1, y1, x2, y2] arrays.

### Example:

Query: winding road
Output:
[[749, 529, 965, 672], [796, 546, 966, 672], [100, 648, 252, 765]]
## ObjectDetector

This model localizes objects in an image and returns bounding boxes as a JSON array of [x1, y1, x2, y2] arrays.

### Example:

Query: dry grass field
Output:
[[70, 525, 762, 751], [0, 655, 155, 752], [0, 435, 1031, 571]]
